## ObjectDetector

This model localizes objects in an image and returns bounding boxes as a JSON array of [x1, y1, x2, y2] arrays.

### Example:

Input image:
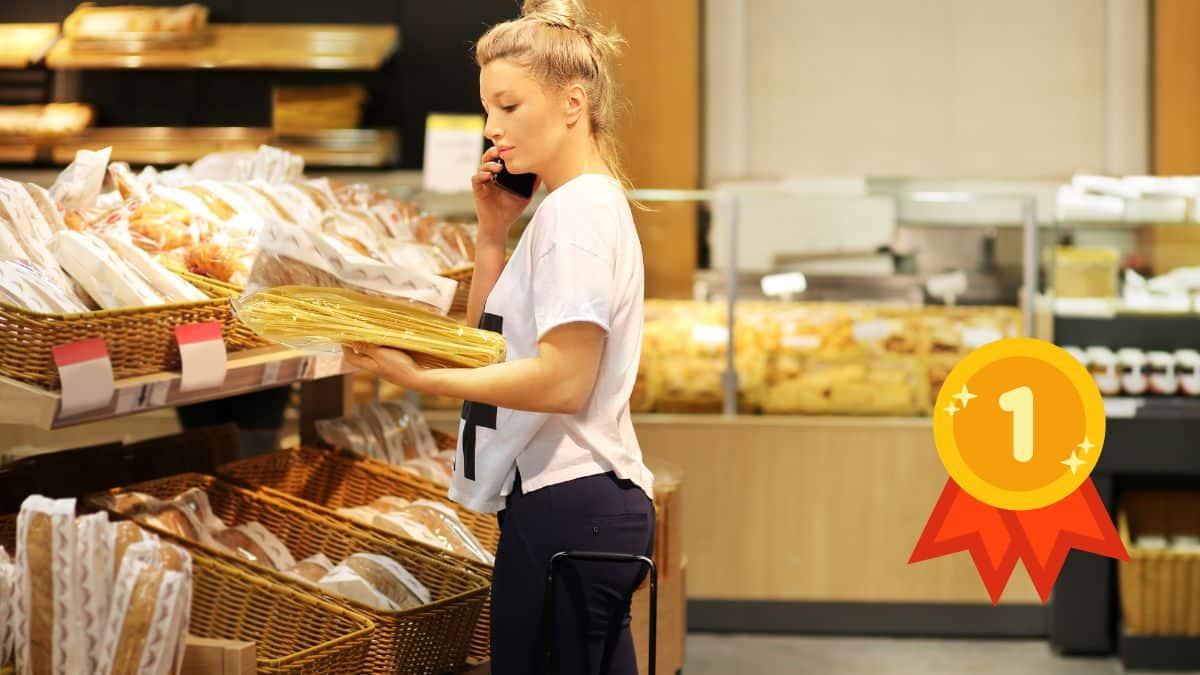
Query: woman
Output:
[[342, 1, 655, 672]]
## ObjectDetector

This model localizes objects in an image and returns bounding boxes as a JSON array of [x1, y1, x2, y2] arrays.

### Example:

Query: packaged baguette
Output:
[[95, 539, 192, 675], [317, 552, 430, 612], [212, 522, 296, 571], [0, 547, 13, 668], [0, 181, 81, 302], [48, 230, 167, 309], [75, 513, 114, 673], [22, 184, 67, 234], [98, 231, 207, 303], [398, 500, 494, 564], [283, 553, 334, 584], [14, 496, 86, 675], [0, 260, 90, 314]]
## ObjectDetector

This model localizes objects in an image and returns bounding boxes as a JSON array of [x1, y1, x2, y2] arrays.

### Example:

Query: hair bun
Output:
[[522, 0, 589, 25]]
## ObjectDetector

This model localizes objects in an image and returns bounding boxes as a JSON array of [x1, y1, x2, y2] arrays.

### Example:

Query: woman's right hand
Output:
[[471, 146, 536, 243]]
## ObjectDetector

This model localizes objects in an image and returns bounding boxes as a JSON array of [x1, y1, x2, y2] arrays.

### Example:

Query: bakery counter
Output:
[[423, 409, 1045, 636]]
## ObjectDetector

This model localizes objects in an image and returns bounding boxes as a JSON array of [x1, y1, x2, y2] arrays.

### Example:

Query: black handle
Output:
[[543, 551, 658, 675]]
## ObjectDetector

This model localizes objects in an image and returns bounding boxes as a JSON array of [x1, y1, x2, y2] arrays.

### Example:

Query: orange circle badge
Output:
[[932, 338, 1106, 511]]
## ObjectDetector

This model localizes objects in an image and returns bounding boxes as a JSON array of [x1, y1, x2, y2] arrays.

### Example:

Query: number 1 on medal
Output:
[[999, 386, 1034, 463]]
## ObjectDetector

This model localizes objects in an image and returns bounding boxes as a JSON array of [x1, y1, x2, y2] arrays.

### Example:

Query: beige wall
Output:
[[707, 0, 1148, 182]]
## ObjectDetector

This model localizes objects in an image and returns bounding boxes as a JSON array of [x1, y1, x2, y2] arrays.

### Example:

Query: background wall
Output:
[[706, 0, 1149, 183]]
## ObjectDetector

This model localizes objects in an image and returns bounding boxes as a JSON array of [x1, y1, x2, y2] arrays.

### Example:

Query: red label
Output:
[[52, 337, 109, 367], [175, 321, 223, 345]]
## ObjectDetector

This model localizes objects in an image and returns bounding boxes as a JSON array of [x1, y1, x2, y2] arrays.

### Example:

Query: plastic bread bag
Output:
[[315, 416, 387, 461], [367, 496, 411, 513], [397, 459, 451, 487], [108, 163, 151, 203], [401, 500, 494, 564], [254, 182, 322, 227], [111, 522, 150, 581], [166, 488, 225, 532], [0, 547, 13, 668], [317, 552, 430, 612], [213, 182, 287, 221], [22, 184, 67, 234], [283, 553, 334, 584], [243, 217, 457, 315], [296, 178, 340, 213], [0, 260, 90, 313], [320, 209, 382, 259], [381, 399, 438, 459], [50, 147, 111, 209], [381, 241, 452, 276], [0, 218, 30, 260], [96, 539, 192, 675], [75, 513, 114, 673], [371, 511, 447, 552], [0, 182, 83, 304], [179, 184, 240, 222], [358, 401, 409, 465], [427, 221, 475, 269], [212, 522, 296, 571], [48, 231, 167, 309], [335, 505, 382, 527], [98, 231, 207, 303], [184, 239, 255, 287], [14, 496, 86, 675]]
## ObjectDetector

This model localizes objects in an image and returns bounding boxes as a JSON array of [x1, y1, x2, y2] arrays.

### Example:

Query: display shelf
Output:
[[0, 24, 58, 68], [1103, 396, 1200, 420], [0, 345, 351, 431], [1119, 630, 1200, 671], [46, 24, 399, 71], [50, 126, 398, 167], [422, 408, 933, 430], [1054, 313, 1200, 351]]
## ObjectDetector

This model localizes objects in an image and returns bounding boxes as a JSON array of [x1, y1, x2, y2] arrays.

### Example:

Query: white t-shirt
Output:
[[448, 173, 654, 513]]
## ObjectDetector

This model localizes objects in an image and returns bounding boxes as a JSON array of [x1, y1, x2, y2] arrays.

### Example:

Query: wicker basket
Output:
[[440, 264, 474, 319], [1118, 491, 1200, 636], [86, 474, 488, 674], [1, 513, 375, 674], [190, 549, 376, 674], [217, 446, 498, 661], [174, 269, 272, 351], [0, 273, 268, 390]]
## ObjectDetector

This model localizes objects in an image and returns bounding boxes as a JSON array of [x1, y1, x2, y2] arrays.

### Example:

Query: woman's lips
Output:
[[497, 146, 514, 159]]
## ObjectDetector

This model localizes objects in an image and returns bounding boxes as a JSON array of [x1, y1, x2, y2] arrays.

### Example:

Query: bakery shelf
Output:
[[0, 24, 59, 69], [51, 126, 398, 167], [1053, 313, 1200, 351], [1119, 630, 1200, 670], [0, 345, 351, 431], [45, 24, 399, 71]]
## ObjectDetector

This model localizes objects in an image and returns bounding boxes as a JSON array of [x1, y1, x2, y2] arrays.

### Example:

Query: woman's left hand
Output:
[[342, 343, 429, 391]]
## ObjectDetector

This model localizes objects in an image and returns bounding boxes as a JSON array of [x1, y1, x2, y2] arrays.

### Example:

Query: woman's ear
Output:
[[564, 82, 587, 127]]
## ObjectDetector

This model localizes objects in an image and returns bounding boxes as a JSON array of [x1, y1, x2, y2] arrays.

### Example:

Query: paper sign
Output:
[[422, 113, 485, 193], [176, 322, 227, 392], [54, 337, 115, 418]]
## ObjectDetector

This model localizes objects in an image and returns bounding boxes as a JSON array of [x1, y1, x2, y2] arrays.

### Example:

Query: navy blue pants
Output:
[[491, 471, 655, 675]]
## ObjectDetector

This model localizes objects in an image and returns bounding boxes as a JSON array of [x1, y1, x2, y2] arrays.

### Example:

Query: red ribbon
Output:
[[909, 478, 1129, 604]]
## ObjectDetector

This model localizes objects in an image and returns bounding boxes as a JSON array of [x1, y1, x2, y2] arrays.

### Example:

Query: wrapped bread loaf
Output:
[[112, 521, 148, 581], [318, 553, 430, 612], [95, 539, 191, 675], [0, 260, 90, 314], [75, 513, 115, 674], [169, 488, 225, 533], [48, 231, 166, 309], [14, 496, 85, 675], [64, 3, 209, 38], [98, 231, 207, 303], [0, 547, 13, 668], [22, 184, 67, 235], [283, 553, 334, 584], [212, 522, 295, 571], [336, 506, 382, 527], [399, 501, 494, 564]]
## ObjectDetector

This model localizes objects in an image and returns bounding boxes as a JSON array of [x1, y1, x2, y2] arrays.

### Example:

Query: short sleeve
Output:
[[532, 239, 614, 340]]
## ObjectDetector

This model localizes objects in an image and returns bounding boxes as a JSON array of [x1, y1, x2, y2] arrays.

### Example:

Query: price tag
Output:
[[261, 360, 283, 386], [114, 381, 171, 415], [691, 324, 729, 346], [54, 337, 115, 418], [311, 352, 344, 380], [176, 322, 227, 392], [422, 113, 485, 193]]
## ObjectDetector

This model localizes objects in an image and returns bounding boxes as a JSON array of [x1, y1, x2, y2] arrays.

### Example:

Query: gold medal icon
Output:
[[932, 338, 1106, 511]]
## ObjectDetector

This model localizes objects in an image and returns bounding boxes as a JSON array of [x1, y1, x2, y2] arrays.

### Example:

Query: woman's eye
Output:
[[502, 105, 518, 113]]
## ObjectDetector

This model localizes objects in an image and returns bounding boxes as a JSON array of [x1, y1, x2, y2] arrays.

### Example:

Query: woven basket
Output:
[[0, 513, 375, 674], [217, 446, 498, 661], [1118, 491, 1200, 636], [86, 474, 488, 674], [174, 270, 273, 351], [0, 273, 268, 390], [440, 264, 474, 319]]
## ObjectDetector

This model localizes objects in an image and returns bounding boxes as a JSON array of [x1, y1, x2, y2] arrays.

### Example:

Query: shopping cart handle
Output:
[[544, 551, 658, 675]]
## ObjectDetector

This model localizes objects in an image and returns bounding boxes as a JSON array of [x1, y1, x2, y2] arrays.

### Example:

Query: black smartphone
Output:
[[492, 158, 538, 199]]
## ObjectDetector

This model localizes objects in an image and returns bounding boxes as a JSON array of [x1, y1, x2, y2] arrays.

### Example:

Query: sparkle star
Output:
[[952, 385, 978, 409], [943, 402, 960, 417], [1061, 451, 1087, 475], [1077, 437, 1095, 455]]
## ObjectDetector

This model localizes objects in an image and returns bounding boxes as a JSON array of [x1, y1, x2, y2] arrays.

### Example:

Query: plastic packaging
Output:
[[0, 547, 14, 668], [98, 231, 207, 303], [14, 495, 85, 675], [317, 552, 430, 612], [0, 260, 90, 313], [50, 147, 112, 209], [96, 539, 192, 675], [48, 231, 167, 309], [316, 416, 388, 461]]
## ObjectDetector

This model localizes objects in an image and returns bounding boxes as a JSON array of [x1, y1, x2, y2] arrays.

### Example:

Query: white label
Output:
[[55, 338, 115, 418], [149, 380, 170, 407], [1103, 397, 1142, 419], [961, 327, 1004, 350], [781, 334, 822, 351], [691, 324, 729, 346], [261, 360, 282, 386], [115, 380, 171, 415], [422, 114, 486, 194], [852, 319, 900, 344], [178, 340, 227, 392], [312, 353, 344, 380]]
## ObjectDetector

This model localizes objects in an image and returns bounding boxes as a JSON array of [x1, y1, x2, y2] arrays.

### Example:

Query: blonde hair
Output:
[[476, 0, 631, 190]]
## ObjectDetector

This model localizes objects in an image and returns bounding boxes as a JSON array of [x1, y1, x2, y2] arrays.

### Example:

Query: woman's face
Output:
[[480, 59, 566, 176]]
